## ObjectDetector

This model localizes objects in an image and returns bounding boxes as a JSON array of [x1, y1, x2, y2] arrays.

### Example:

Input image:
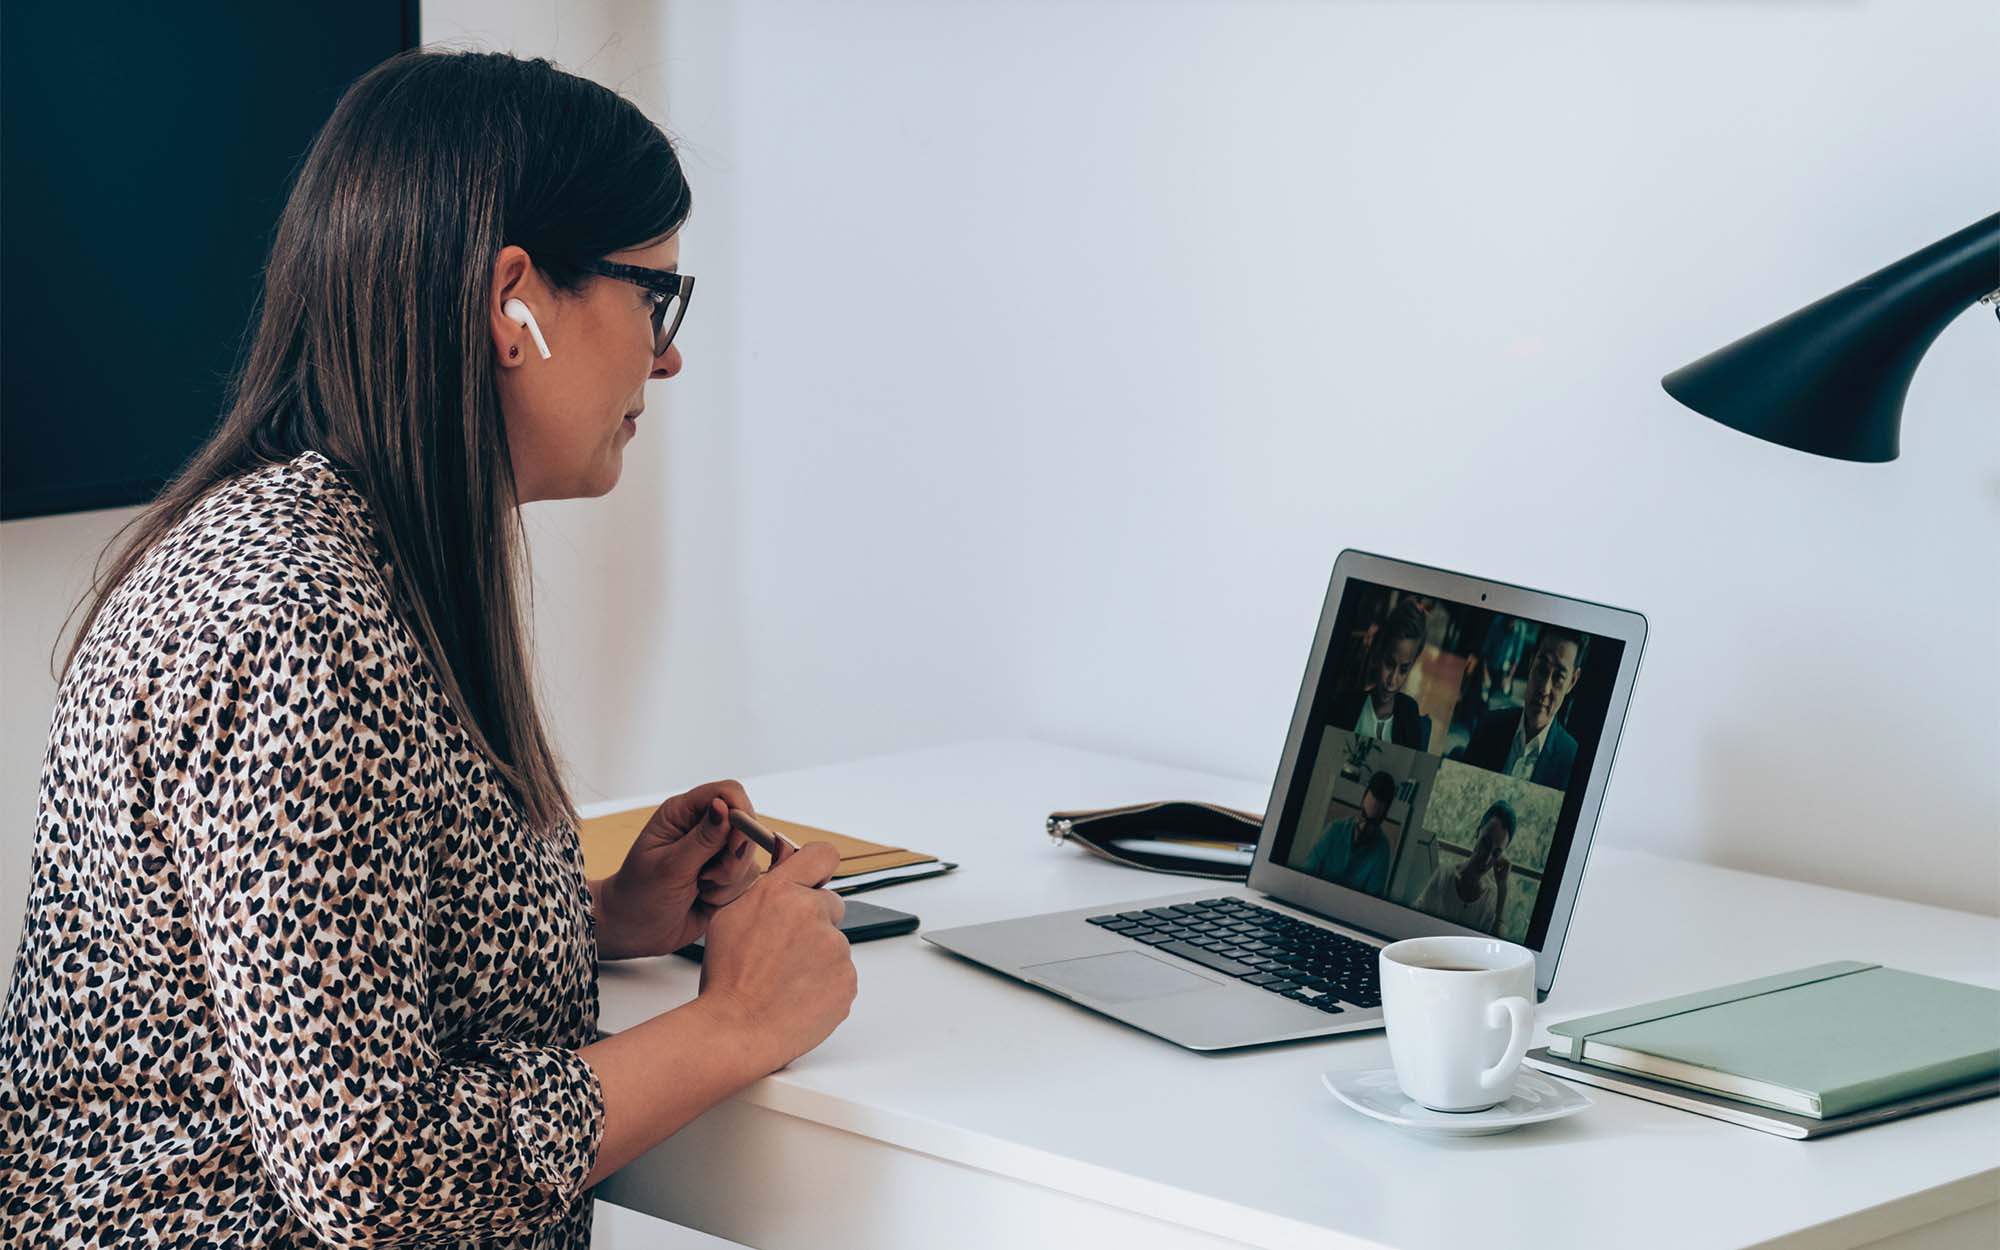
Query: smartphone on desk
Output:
[[673, 898, 920, 962]]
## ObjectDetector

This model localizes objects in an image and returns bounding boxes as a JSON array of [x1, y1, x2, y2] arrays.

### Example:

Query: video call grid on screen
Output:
[[1265, 575, 1626, 950]]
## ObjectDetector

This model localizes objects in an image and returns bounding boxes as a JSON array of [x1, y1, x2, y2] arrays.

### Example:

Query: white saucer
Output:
[[1321, 1067, 1592, 1136]]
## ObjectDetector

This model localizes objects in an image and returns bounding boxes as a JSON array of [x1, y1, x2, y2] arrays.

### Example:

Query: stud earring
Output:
[[509, 346, 520, 359]]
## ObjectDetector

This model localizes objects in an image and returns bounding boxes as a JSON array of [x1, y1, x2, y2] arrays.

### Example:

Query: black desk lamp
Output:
[[1661, 212, 2000, 462]]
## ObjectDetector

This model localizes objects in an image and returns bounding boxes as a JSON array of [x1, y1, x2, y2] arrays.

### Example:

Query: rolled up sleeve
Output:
[[164, 592, 604, 1249]]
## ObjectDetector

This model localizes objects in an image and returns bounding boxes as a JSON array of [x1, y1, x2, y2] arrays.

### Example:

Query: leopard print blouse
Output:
[[1, 450, 606, 1248]]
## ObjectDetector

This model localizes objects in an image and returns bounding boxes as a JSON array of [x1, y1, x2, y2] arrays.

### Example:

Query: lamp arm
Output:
[[1858, 212, 2000, 347]]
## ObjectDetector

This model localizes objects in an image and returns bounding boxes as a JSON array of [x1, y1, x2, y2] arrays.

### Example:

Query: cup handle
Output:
[[1479, 996, 1534, 1091]]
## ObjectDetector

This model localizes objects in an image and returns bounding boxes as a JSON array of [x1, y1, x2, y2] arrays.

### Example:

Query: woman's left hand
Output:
[[591, 780, 761, 961]]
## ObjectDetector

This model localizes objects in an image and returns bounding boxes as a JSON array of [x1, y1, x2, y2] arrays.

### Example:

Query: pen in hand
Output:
[[728, 808, 812, 874]]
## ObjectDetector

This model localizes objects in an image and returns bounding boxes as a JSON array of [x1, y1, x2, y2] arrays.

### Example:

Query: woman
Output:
[[1413, 801, 1516, 935], [1327, 599, 1428, 750], [0, 50, 855, 1249]]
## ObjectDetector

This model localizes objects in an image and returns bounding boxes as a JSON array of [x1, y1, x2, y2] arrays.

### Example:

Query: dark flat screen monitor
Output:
[[1, 2, 419, 520]]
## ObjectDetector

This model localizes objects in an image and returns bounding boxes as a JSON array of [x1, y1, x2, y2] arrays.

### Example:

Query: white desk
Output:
[[587, 740, 2000, 1250]]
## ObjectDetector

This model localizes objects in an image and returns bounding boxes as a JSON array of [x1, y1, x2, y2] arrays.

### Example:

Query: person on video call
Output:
[[1329, 600, 1428, 749], [1458, 625, 1586, 790], [1303, 770, 1397, 895], [0, 53, 858, 1249], [1415, 801, 1516, 934]]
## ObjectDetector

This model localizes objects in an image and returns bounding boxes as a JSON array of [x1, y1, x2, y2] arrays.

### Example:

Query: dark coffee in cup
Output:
[[1379, 936, 1538, 1111]]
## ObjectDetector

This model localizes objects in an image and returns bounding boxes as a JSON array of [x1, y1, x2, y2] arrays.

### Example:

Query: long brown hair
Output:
[[59, 49, 690, 831]]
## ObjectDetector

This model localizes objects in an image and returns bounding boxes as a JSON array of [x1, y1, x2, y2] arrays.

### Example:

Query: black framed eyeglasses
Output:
[[582, 260, 695, 357]]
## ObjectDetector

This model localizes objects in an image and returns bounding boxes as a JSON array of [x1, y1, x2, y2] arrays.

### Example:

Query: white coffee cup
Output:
[[1378, 935, 1536, 1112]]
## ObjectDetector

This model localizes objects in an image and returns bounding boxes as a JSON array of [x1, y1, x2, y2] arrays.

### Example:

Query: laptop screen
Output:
[[1263, 575, 1628, 951]]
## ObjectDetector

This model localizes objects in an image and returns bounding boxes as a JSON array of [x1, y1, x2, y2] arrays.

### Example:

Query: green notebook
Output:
[[1548, 962, 2000, 1118]]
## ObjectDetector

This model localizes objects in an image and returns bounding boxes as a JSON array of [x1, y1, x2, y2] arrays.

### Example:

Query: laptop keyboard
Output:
[[1086, 897, 1380, 1013]]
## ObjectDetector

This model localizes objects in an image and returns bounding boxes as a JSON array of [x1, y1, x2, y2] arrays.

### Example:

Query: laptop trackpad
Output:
[[1025, 952, 1221, 1003]]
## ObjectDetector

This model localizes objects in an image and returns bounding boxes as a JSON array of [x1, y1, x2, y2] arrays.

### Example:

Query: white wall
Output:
[[6, 0, 1996, 1006], [1, 508, 143, 979], [646, 0, 2000, 914]]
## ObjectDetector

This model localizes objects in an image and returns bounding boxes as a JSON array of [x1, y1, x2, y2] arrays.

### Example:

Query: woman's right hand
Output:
[[697, 842, 857, 1072]]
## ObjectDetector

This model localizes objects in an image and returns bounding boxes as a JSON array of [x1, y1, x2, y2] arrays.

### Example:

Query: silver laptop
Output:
[[926, 550, 1648, 1050]]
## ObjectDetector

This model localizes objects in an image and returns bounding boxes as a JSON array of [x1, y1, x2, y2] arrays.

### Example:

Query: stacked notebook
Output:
[[1525, 962, 2000, 1139], [577, 805, 956, 895]]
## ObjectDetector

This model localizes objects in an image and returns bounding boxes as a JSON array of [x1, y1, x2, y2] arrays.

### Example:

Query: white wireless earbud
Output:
[[502, 298, 552, 360]]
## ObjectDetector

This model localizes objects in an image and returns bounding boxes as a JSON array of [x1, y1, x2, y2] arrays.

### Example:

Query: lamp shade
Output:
[[1662, 212, 2000, 462]]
